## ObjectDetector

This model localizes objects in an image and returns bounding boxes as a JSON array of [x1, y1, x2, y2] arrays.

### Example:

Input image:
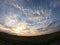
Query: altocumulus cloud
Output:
[[0, 0, 60, 36]]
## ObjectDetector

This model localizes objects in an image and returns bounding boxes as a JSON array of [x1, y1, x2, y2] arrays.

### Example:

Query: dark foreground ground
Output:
[[0, 31, 60, 45]]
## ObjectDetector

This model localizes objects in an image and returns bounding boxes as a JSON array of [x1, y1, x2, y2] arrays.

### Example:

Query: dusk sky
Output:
[[0, 0, 60, 36]]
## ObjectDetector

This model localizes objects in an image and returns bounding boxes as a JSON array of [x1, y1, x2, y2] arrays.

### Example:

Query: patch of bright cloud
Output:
[[4, 14, 19, 27]]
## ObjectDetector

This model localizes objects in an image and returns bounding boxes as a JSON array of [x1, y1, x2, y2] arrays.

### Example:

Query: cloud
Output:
[[0, 23, 40, 36], [4, 13, 20, 27], [2, 0, 52, 29], [1, 0, 60, 36], [0, 23, 60, 36], [22, 8, 52, 29], [0, 24, 14, 34]]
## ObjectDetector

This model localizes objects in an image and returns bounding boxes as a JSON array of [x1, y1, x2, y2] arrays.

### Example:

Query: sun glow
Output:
[[0, 24, 60, 36], [11, 22, 38, 36], [0, 23, 40, 36], [12, 22, 27, 33]]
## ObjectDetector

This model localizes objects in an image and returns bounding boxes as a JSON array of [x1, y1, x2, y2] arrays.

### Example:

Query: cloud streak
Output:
[[0, 24, 60, 36], [0, 0, 60, 36]]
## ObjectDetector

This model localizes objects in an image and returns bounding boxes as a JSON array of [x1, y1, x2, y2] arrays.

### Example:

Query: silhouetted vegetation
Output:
[[0, 31, 60, 45]]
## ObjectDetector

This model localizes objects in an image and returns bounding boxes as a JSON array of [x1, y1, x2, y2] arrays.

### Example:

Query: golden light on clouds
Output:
[[0, 0, 60, 36], [0, 23, 59, 36], [0, 23, 40, 36]]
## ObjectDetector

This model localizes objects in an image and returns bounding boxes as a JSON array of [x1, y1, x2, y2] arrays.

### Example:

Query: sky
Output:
[[0, 0, 60, 36]]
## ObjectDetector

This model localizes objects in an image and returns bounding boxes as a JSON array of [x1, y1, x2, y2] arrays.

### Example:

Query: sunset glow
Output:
[[0, 0, 60, 36]]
